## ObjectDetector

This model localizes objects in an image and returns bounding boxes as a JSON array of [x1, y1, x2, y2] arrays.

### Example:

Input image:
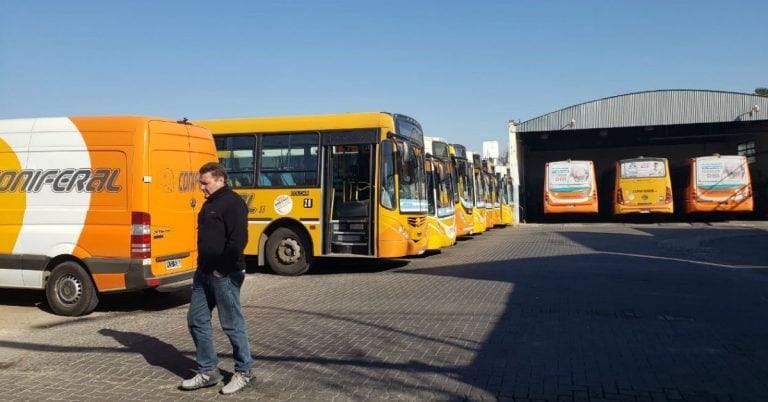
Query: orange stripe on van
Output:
[[0, 137, 25, 254], [70, 117, 135, 258]]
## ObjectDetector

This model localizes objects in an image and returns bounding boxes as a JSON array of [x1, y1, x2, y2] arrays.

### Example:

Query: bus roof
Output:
[[197, 112, 415, 134]]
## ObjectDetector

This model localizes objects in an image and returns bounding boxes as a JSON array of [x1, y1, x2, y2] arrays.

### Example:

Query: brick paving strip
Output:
[[1, 222, 767, 401]]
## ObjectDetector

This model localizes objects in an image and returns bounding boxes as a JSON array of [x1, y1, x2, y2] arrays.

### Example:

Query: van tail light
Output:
[[616, 188, 624, 204], [665, 187, 672, 204], [131, 211, 151, 259]]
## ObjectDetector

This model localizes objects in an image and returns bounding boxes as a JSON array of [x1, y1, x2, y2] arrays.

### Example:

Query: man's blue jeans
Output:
[[187, 269, 253, 373]]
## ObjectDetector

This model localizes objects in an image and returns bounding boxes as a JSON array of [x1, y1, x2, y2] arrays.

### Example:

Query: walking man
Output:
[[181, 162, 253, 394]]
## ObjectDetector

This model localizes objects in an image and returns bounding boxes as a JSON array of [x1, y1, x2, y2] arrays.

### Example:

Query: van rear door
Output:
[[147, 120, 201, 277]]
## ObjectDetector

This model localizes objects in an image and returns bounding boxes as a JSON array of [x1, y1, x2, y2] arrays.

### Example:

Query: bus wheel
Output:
[[45, 262, 99, 316], [265, 227, 309, 276]]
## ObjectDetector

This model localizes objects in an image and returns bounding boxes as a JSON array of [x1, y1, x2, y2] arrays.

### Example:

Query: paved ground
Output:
[[1, 221, 768, 401]]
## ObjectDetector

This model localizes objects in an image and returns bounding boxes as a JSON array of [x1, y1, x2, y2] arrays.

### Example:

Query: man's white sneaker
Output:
[[180, 369, 223, 390], [220, 371, 252, 395]]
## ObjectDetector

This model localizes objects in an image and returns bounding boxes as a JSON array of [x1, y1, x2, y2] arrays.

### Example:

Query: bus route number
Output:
[[303, 198, 313, 208]]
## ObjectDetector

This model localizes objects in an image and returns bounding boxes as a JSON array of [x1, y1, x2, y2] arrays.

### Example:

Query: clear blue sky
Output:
[[1, 1, 766, 153]]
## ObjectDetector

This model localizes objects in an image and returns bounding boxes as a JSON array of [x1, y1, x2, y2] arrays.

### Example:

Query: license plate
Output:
[[165, 259, 181, 269]]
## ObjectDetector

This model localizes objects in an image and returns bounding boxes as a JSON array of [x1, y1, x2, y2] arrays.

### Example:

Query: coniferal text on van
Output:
[[0, 116, 218, 316]]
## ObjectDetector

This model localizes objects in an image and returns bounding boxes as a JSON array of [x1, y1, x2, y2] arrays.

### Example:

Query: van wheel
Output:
[[45, 262, 99, 316], [265, 227, 309, 276]]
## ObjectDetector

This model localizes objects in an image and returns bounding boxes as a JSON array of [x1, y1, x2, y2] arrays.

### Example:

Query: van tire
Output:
[[45, 262, 99, 316], [265, 227, 309, 276]]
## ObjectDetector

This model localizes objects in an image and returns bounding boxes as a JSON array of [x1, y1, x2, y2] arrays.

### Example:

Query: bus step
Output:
[[332, 233, 368, 243], [330, 243, 369, 255], [332, 222, 368, 231]]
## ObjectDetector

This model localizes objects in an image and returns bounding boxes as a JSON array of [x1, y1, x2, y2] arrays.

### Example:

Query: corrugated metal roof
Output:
[[517, 90, 768, 132]]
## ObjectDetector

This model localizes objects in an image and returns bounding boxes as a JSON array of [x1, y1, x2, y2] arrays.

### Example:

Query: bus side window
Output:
[[259, 132, 319, 188], [217, 135, 255, 187], [260, 174, 272, 187], [281, 173, 296, 186]]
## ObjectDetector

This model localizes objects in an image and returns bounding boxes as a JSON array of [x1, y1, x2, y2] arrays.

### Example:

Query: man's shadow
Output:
[[98, 328, 196, 378]]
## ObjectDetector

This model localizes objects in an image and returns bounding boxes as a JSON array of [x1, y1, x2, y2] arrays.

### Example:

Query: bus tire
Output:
[[45, 261, 99, 316], [265, 227, 309, 276]]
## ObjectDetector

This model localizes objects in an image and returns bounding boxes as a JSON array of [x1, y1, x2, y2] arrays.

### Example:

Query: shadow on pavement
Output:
[[305, 258, 410, 275], [93, 288, 193, 314], [98, 328, 196, 378], [0, 286, 192, 317], [246, 255, 410, 276], [0, 289, 45, 308], [391, 226, 768, 401]]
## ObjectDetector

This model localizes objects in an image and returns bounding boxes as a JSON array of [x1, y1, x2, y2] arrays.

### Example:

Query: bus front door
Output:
[[324, 144, 374, 256]]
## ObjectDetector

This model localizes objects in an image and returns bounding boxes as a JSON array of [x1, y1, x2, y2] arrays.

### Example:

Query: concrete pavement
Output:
[[1, 221, 767, 401]]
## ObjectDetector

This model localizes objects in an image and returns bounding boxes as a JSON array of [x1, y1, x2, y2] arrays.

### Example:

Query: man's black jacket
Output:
[[197, 185, 248, 275]]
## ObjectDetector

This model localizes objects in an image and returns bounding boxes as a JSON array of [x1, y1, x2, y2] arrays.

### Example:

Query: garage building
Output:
[[507, 90, 768, 222]]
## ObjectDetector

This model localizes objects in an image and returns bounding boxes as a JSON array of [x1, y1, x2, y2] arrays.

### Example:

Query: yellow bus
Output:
[[484, 163, 501, 227], [449, 144, 474, 236], [544, 160, 599, 214], [469, 152, 488, 233], [614, 157, 673, 214], [483, 170, 496, 228], [499, 174, 515, 225], [683, 154, 753, 213], [198, 112, 428, 275], [424, 140, 457, 250]]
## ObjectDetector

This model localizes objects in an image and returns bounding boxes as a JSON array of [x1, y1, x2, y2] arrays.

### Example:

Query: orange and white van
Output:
[[0, 116, 217, 316]]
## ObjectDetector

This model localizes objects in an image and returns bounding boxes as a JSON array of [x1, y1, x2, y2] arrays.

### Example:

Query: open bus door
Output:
[[323, 142, 375, 256]]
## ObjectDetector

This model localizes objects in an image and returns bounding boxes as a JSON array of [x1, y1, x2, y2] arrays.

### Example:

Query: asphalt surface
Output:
[[1, 221, 767, 401]]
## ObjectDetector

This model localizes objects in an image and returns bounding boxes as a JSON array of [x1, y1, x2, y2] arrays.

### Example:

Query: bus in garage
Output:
[[682, 154, 753, 213], [614, 157, 673, 214], [544, 160, 599, 214]]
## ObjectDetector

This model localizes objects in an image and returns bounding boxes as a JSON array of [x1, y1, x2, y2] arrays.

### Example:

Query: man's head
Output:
[[199, 162, 228, 198]]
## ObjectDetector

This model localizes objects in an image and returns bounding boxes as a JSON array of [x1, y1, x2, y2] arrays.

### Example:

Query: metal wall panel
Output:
[[518, 90, 768, 132]]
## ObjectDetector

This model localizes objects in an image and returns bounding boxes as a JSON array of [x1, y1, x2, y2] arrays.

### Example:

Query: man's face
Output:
[[199, 172, 226, 198]]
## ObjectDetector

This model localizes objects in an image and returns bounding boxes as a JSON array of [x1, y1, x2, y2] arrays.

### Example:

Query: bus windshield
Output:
[[491, 175, 500, 207], [435, 160, 455, 217], [397, 140, 427, 213], [456, 159, 473, 210], [474, 169, 486, 207], [483, 173, 492, 206], [620, 158, 667, 178]]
